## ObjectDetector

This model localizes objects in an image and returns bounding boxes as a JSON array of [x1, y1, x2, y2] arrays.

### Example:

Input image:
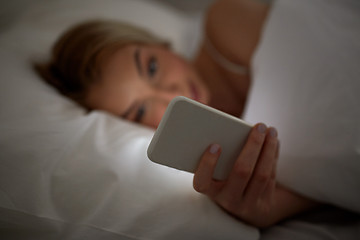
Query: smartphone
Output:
[[147, 96, 252, 180]]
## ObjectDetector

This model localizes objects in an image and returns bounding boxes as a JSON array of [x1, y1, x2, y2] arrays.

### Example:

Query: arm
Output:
[[193, 1, 319, 228], [193, 124, 319, 228], [192, 0, 270, 117]]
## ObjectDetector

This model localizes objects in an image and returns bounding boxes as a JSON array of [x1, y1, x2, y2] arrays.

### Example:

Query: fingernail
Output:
[[209, 144, 220, 154], [257, 123, 267, 134], [269, 127, 278, 137]]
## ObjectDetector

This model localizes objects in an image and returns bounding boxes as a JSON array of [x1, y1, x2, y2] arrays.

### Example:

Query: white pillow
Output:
[[0, 0, 259, 239], [244, 0, 360, 213]]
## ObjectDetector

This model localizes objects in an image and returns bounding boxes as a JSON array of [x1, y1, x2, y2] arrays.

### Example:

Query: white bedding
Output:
[[246, 0, 360, 213], [1, 0, 360, 239], [0, 0, 259, 239], [245, 0, 360, 238]]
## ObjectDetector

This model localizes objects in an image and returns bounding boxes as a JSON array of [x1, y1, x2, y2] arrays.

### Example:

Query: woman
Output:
[[36, 0, 318, 227]]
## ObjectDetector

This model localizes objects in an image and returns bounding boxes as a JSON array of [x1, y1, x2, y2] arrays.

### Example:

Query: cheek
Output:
[[144, 102, 168, 129]]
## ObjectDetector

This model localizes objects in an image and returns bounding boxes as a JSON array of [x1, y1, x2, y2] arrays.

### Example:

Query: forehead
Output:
[[86, 44, 139, 114], [101, 44, 137, 80]]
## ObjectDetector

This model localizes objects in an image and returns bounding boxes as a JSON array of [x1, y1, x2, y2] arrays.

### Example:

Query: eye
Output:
[[134, 104, 146, 122], [147, 56, 158, 78]]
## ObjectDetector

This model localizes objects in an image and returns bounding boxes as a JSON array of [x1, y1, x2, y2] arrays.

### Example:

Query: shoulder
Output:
[[206, 0, 269, 28], [205, 0, 270, 66]]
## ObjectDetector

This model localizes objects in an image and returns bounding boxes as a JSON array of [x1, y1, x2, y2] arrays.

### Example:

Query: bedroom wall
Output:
[[0, 0, 40, 32], [154, 0, 216, 13], [0, 0, 216, 33], [0, 0, 272, 33]]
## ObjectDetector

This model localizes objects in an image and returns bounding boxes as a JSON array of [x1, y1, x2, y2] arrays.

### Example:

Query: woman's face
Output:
[[86, 44, 210, 128]]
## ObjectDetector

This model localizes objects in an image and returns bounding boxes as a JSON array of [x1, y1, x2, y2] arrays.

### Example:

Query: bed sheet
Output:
[[1, 0, 360, 239], [247, 0, 360, 239], [261, 206, 360, 240], [0, 0, 259, 239]]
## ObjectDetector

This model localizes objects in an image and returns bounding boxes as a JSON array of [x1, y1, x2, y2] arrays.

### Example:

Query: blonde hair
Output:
[[35, 19, 168, 107]]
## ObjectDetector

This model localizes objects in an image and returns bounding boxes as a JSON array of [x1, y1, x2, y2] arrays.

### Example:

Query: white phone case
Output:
[[147, 96, 252, 180]]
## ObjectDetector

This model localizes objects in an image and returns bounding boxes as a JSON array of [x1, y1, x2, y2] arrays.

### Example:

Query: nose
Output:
[[154, 77, 184, 101], [155, 88, 181, 104], [157, 79, 181, 93]]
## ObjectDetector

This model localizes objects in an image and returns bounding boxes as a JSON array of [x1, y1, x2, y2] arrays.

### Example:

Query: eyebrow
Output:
[[134, 48, 143, 76]]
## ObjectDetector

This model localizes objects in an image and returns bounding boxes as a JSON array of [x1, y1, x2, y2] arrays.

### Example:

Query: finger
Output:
[[260, 138, 279, 207], [275, 140, 280, 161], [216, 123, 267, 207], [260, 178, 276, 213], [271, 139, 280, 180], [243, 127, 278, 204], [193, 143, 222, 197]]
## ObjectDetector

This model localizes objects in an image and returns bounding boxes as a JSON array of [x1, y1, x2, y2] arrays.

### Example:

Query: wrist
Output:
[[270, 184, 320, 224]]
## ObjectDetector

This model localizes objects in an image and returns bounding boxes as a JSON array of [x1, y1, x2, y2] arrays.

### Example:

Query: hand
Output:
[[193, 123, 280, 227]]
